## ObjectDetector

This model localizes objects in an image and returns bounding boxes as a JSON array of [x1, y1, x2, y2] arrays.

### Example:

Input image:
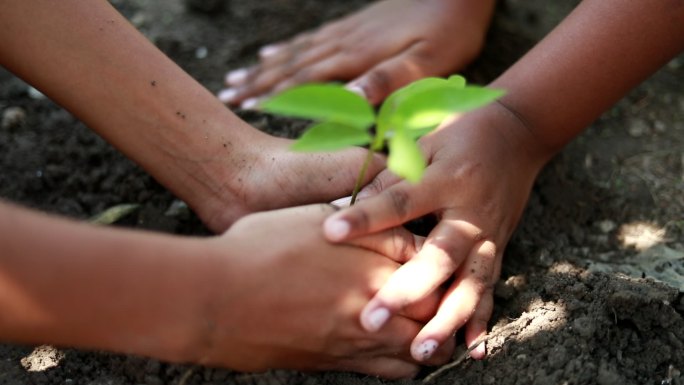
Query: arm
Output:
[[0, 0, 381, 232], [492, 0, 684, 155], [323, 0, 684, 361], [0, 200, 219, 362], [0, 201, 452, 377]]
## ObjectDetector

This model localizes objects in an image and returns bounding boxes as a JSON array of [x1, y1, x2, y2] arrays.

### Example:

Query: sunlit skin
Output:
[[316, 0, 684, 362], [0, 202, 454, 377], [219, 0, 496, 107]]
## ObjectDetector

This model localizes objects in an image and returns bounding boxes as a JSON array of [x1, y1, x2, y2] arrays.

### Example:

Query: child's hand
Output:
[[199, 204, 454, 378], [219, 0, 494, 106], [322, 104, 550, 361]]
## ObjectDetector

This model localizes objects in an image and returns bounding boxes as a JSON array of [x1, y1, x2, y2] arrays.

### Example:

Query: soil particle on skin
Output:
[[1, 0, 683, 384]]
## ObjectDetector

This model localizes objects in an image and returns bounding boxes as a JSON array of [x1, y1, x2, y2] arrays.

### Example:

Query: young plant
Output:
[[260, 75, 504, 204]]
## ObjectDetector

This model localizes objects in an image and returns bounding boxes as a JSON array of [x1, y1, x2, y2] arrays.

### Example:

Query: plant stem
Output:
[[350, 146, 376, 205]]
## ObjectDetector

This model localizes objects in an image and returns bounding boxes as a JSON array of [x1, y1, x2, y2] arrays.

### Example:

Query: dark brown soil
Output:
[[1, 1, 683, 384]]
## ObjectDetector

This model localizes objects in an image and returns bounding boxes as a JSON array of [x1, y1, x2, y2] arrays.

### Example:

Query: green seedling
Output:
[[260, 75, 504, 204]]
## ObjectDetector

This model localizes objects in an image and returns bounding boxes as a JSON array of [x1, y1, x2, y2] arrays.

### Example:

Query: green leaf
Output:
[[387, 131, 426, 183], [447, 75, 467, 87], [377, 77, 451, 138], [290, 121, 372, 152], [260, 84, 375, 129], [392, 86, 505, 135]]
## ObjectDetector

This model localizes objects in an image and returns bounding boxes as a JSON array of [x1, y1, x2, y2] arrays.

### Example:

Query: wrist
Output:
[[144, 107, 270, 232], [490, 99, 560, 167], [457, 100, 556, 175], [122, 235, 236, 366]]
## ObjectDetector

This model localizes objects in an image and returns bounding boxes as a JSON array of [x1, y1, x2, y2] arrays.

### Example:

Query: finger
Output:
[[423, 332, 455, 366], [358, 220, 479, 332], [224, 66, 253, 87], [465, 288, 494, 360], [253, 46, 347, 97], [347, 225, 424, 264], [363, 315, 453, 367], [329, 167, 402, 208], [323, 180, 434, 243], [230, 31, 341, 99], [410, 240, 498, 362], [399, 285, 443, 324], [220, 45, 357, 107], [347, 41, 439, 105], [269, 49, 373, 94], [257, 32, 315, 66]]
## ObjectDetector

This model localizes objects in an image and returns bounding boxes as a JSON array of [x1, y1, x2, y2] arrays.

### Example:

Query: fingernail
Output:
[[217, 88, 237, 103], [412, 339, 439, 361], [240, 98, 259, 110], [330, 196, 352, 208], [470, 341, 486, 359], [259, 45, 281, 58], [225, 68, 249, 85], [345, 83, 367, 99], [323, 218, 350, 241], [361, 307, 390, 332]]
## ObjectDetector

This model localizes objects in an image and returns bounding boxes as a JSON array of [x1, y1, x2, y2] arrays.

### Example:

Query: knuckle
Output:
[[345, 207, 371, 235], [339, 43, 367, 59], [391, 228, 414, 263], [291, 67, 313, 83], [363, 69, 392, 99], [408, 44, 438, 67], [351, 336, 380, 353], [428, 238, 469, 266], [386, 187, 411, 221], [291, 32, 312, 47], [470, 272, 495, 298], [363, 176, 385, 195]]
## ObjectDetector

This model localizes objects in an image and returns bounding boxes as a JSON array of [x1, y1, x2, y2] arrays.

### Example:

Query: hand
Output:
[[219, 0, 494, 106], [322, 104, 551, 361], [198, 204, 454, 378], [187, 131, 385, 233]]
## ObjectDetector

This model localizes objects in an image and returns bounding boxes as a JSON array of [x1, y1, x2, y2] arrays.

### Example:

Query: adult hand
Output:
[[322, 104, 551, 361], [199, 204, 454, 378], [219, 0, 494, 107]]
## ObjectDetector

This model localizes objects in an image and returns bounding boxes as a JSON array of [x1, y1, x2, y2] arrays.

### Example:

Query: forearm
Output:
[[0, 201, 222, 363], [491, 0, 684, 159], [0, 0, 262, 215]]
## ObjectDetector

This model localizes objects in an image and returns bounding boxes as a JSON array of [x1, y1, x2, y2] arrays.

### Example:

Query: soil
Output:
[[1, 0, 683, 384]]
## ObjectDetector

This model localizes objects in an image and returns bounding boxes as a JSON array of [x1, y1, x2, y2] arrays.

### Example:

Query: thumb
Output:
[[331, 167, 402, 208]]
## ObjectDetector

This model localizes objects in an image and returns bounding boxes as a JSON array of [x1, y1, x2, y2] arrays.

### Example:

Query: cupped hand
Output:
[[322, 104, 551, 361], [199, 204, 454, 378], [219, 0, 494, 106]]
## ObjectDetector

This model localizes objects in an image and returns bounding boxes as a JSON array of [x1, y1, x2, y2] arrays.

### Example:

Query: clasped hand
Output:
[[323, 104, 547, 361]]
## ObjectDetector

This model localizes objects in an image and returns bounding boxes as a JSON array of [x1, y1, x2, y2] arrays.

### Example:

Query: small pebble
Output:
[[195, 46, 208, 59], [1, 106, 27, 129], [654, 120, 667, 133], [628, 119, 650, 137], [164, 200, 190, 219], [598, 219, 617, 233], [130, 12, 147, 27]]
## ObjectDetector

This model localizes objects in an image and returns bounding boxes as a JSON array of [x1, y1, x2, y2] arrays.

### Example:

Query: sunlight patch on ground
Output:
[[588, 244, 684, 292], [617, 221, 667, 251]]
